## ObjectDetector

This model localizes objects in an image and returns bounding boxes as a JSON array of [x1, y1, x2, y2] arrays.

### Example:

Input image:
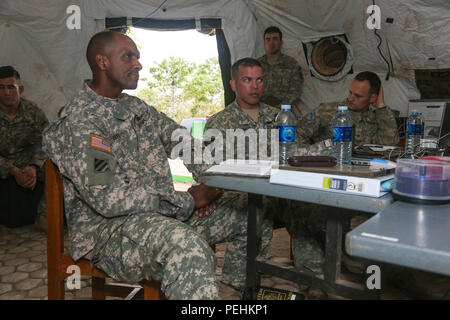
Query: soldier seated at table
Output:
[[42, 31, 268, 299], [296, 71, 399, 147], [287, 71, 399, 297], [205, 57, 337, 299]]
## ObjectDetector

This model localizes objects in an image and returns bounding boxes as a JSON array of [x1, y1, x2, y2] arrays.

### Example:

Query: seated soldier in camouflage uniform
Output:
[[287, 71, 399, 294], [257, 26, 305, 119], [297, 71, 399, 147], [204, 57, 279, 260], [43, 31, 262, 300], [205, 58, 334, 298], [0, 66, 49, 228]]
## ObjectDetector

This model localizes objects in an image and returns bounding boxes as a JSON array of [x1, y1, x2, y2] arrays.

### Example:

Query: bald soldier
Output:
[[43, 31, 259, 299]]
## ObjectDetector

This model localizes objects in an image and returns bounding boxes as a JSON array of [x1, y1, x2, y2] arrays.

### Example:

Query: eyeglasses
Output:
[[0, 84, 19, 91]]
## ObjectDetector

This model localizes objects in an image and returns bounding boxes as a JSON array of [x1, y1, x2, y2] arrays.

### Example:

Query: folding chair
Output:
[[45, 159, 163, 300]]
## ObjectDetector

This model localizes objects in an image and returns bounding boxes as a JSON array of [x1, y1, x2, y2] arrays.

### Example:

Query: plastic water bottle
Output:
[[276, 104, 296, 164], [404, 110, 424, 157], [332, 105, 353, 165]]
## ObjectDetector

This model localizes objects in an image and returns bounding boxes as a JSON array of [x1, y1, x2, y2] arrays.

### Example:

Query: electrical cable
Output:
[[374, 29, 391, 80], [132, 0, 169, 27], [396, 132, 450, 160], [370, 0, 392, 80], [106, 0, 169, 30]]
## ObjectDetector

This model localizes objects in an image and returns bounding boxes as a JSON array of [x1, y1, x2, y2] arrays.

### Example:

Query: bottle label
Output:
[[407, 123, 424, 135], [332, 126, 352, 142], [278, 125, 295, 142]]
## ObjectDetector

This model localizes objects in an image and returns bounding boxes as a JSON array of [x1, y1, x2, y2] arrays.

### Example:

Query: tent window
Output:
[[311, 37, 348, 76], [105, 17, 233, 107], [303, 35, 354, 82]]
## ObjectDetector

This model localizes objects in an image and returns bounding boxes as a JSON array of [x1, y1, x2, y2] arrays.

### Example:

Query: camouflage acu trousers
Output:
[[91, 191, 273, 300], [0, 177, 44, 228], [283, 201, 356, 276], [282, 201, 327, 275]]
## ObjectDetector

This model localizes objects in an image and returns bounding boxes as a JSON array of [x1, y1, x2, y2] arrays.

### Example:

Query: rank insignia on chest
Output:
[[90, 134, 111, 153]]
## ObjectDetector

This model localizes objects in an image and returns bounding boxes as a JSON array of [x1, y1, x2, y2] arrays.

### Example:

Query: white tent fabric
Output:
[[1, 0, 449, 120]]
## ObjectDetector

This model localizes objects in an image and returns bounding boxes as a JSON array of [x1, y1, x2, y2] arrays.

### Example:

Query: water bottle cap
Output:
[[411, 109, 422, 114], [338, 105, 348, 111], [281, 104, 291, 111]]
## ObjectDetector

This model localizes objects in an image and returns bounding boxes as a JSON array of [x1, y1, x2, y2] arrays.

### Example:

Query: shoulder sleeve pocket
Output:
[[86, 148, 117, 186]]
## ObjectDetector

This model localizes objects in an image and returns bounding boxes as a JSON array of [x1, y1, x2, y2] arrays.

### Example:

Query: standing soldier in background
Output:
[[0, 66, 48, 228], [257, 26, 305, 119]]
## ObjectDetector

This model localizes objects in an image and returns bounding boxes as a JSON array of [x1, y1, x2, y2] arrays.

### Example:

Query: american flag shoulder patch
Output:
[[90, 134, 112, 153]]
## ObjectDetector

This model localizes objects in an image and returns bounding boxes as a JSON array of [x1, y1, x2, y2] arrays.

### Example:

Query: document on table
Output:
[[205, 159, 278, 177]]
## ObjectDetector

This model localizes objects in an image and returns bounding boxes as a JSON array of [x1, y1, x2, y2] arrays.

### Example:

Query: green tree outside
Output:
[[137, 56, 224, 123]]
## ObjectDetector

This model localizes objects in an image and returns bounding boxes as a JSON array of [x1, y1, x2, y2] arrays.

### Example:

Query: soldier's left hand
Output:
[[375, 85, 386, 108], [194, 201, 217, 218], [188, 184, 223, 218], [22, 166, 37, 190]]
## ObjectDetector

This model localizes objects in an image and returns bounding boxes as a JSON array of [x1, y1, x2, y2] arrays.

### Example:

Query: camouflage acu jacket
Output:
[[204, 100, 279, 161], [0, 98, 49, 179], [257, 53, 303, 106], [43, 81, 210, 260], [296, 101, 400, 147]]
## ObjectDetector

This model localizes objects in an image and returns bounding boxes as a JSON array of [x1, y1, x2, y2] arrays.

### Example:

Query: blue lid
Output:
[[281, 105, 291, 111]]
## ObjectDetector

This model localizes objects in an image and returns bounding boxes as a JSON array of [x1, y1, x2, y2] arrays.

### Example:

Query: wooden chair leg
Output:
[[140, 280, 163, 300], [47, 276, 65, 300], [92, 277, 106, 300]]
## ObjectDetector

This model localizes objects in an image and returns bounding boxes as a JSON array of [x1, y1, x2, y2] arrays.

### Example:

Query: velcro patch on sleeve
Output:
[[86, 148, 117, 186], [90, 134, 111, 153]]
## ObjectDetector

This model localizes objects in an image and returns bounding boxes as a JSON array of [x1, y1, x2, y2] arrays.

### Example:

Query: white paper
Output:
[[206, 160, 278, 177]]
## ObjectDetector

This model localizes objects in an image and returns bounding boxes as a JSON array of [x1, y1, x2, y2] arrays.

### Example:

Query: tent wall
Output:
[[1, 0, 449, 120]]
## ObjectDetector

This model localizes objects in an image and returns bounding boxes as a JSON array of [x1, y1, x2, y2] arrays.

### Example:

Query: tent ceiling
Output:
[[1, 0, 449, 119]]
